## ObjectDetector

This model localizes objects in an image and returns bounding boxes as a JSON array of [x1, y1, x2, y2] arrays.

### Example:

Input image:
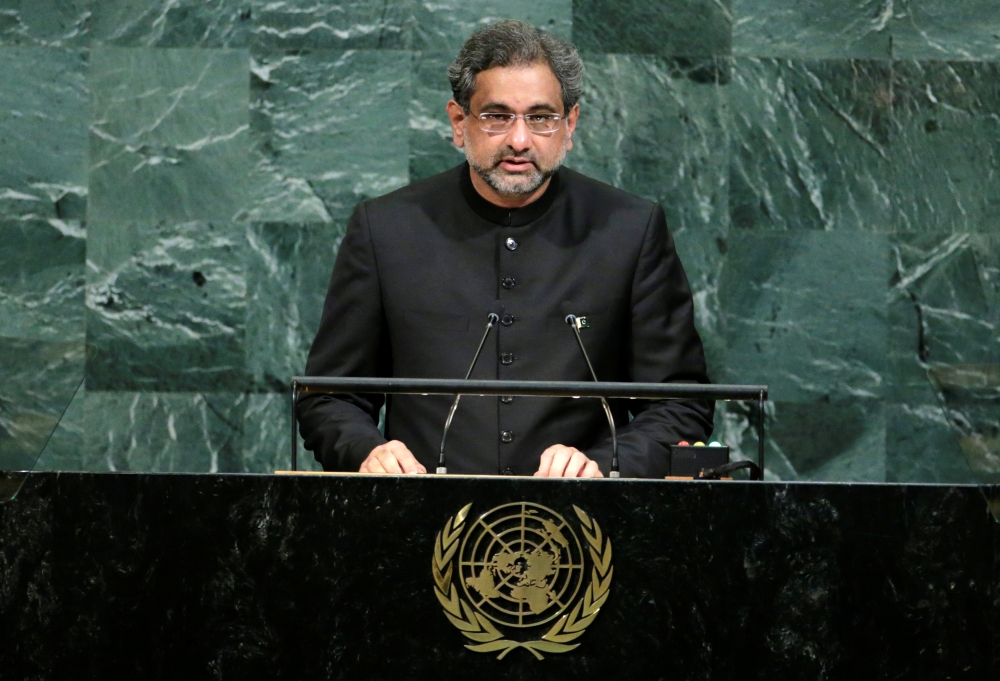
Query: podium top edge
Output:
[[290, 377, 767, 401]]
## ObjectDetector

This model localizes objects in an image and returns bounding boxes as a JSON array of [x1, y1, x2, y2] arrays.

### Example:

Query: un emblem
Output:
[[432, 502, 613, 659]]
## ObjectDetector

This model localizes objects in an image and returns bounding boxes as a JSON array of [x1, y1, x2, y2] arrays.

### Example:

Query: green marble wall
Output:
[[1, 0, 997, 481]]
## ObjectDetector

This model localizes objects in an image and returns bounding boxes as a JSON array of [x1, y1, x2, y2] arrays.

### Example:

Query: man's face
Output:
[[447, 62, 579, 200]]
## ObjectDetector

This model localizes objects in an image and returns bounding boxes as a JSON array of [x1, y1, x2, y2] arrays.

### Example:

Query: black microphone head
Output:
[[565, 314, 576, 325], [487, 312, 499, 324]]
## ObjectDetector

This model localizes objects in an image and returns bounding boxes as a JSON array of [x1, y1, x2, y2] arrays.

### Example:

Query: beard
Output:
[[465, 139, 569, 196]]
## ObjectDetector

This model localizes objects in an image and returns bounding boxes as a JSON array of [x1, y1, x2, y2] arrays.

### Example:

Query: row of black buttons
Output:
[[501, 237, 518, 455]]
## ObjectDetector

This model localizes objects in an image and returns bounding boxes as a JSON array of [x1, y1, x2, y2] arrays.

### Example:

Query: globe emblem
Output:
[[458, 502, 586, 628]]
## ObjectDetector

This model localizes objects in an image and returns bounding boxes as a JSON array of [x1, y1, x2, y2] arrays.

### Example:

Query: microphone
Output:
[[437, 312, 499, 474], [565, 314, 620, 478]]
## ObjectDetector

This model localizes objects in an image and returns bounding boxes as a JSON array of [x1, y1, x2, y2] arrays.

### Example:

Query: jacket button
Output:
[[502, 277, 516, 289], [501, 352, 514, 365], [505, 237, 518, 251], [500, 396, 514, 404], [501, 314, 514, 326], [500, 430, 514, 443]]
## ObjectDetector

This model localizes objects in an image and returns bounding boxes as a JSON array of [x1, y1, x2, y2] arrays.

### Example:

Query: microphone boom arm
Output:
[[565, 314, 620, 478], [437, 313, 499, 474]]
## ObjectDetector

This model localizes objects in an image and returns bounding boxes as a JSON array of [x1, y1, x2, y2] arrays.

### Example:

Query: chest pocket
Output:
[[404, 309, 470, 333]]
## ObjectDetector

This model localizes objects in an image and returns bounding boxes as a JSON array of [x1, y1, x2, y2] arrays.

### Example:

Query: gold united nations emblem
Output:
[[432, 502, 613, 659]]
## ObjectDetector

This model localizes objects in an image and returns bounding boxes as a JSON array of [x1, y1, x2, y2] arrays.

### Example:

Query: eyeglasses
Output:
[[475, 112, 565, 135]]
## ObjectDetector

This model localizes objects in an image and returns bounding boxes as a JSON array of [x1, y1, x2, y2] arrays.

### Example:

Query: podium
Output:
[[1, 471, 997, 679]]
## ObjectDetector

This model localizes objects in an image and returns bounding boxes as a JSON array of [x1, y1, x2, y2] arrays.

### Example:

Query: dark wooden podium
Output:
[[1, 471, 997, 680]]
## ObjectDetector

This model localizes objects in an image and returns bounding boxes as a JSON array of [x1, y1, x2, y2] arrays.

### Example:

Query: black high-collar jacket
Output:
[[297, 163, 714, 478]]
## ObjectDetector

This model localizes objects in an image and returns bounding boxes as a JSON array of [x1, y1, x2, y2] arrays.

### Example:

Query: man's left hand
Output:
[[534, 445, 604, 478]]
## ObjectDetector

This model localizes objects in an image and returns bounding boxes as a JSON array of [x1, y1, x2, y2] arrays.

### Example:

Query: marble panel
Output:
[[241, 392, 320, 472], [887, 232, 1000, 481], [249, 0, 412, 50], [887, 233, 999, 401], [79, 391, 246, 472], [88, 47, 249, 223], [0, 220, 86, 342], [0, 0, 90, 46], [409, 51, 466, 182], [31, 390, 319, 473], [928, 371, 1000, 483], [671, 228, 729, 382], [944, 412, 1000, 469], [891, 0, 1000, 60], [886, 402, 981, 483], [0, 47, 87, 221], [31, 387, 87, 472], [0, 338, 84, 471], [246, 49, 410, 222], [572, 0, 732, 58], [87, 0, 251, 47], [245, 222, 345, 392], [729, 58, 893, 231], [718, 231, 889, 403], [891, 61, 1000, 233], [714, 399, 886, 481], [732, 0, 892, 59], [85, 220, 247, 392], [410, 0, 572, 52], [568, 54, 730, 234], [0, 219, 85, 472], [0, 0, 254, 47]]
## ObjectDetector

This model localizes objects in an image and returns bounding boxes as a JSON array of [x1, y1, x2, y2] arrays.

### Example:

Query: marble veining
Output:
[[728, 58, 893, 231], [891, 61, 1000, 233], [246, 49, 410, 222], [85, 220, 247, 392], [0, 46, 88, 221], [0, 0, 997, 482], [733, 0, 893, 59], [87, 47, 250, 223]]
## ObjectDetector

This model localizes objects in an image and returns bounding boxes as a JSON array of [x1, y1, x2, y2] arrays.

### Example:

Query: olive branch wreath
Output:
[[432, 503, 613, 660]]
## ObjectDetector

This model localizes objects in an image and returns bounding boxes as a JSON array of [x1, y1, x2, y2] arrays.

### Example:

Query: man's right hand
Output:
[[359, 440, 426, 474]]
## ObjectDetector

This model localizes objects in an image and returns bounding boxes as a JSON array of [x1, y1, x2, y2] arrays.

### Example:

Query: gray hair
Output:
[[447, 20, 583, 113]]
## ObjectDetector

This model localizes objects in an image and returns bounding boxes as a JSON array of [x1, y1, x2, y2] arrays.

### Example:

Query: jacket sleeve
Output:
[[295, 202, 390, 471], [587, 203, 715, 478]]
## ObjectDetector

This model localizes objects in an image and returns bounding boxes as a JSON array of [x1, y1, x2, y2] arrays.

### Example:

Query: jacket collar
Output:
[[459, 162, 562, 227]]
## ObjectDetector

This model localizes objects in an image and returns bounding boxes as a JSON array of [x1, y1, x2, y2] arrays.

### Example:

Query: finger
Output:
[[376, 451, 404, 475], [364, 457, 387, 474], [391, 445, 424, 474], [547, 448, 573, 478], [384, 441, 425, 474], [581, 460, 603, 478], [563, 450, 588, 478], [535, 447, 556, 477]]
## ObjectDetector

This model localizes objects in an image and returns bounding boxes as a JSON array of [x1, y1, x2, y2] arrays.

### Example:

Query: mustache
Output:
[[490, 148, 537, 166]]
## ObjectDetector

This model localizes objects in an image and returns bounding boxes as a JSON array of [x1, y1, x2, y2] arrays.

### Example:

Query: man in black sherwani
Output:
[[297, 20, 714, 478]]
